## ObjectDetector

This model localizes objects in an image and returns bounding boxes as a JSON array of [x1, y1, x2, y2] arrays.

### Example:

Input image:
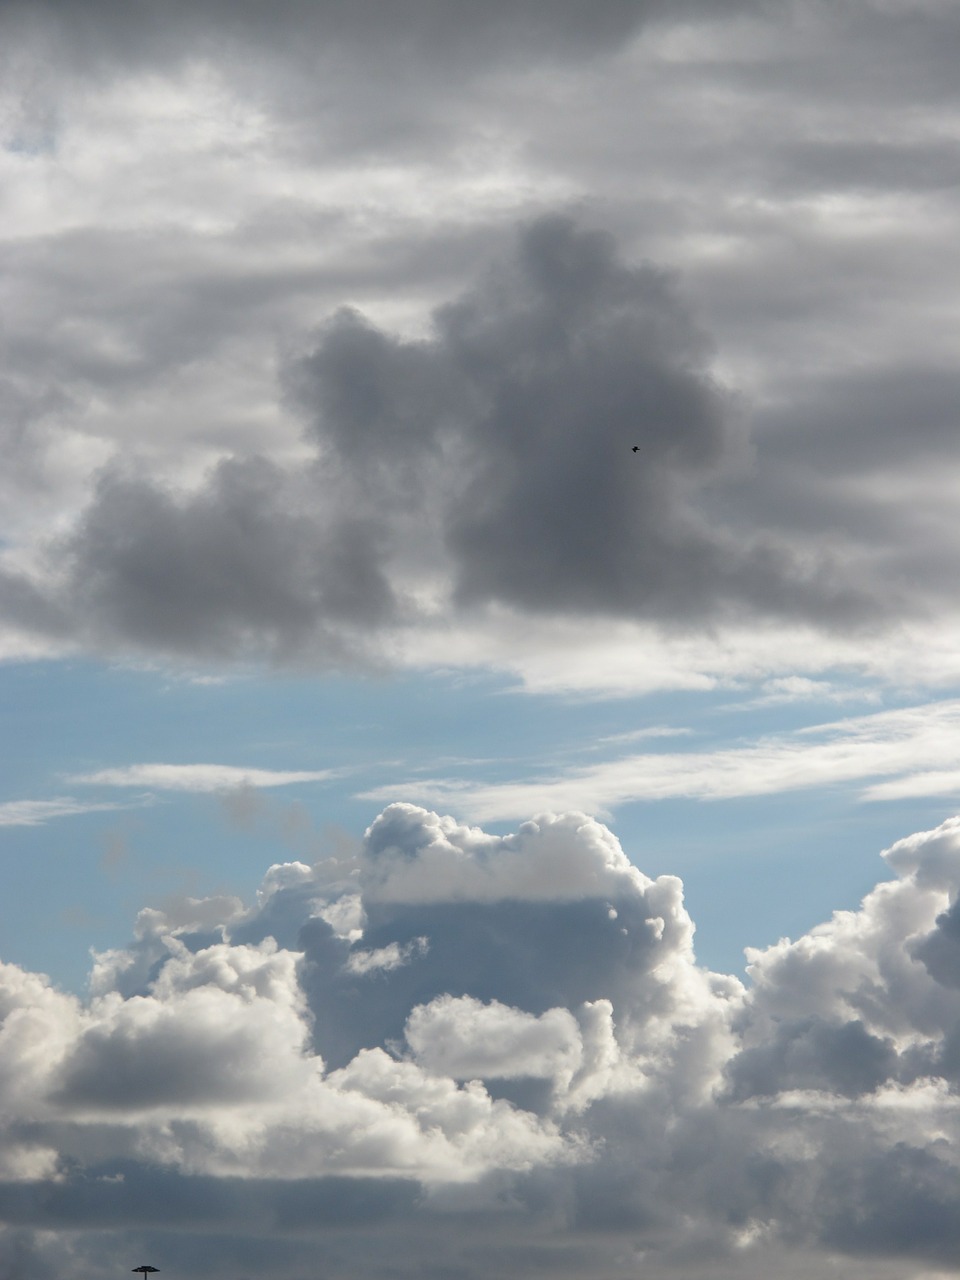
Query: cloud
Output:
[[863, 770, 960, 802], [360, 698, 960, 819], [0, 215, 894, 673], [591, 727, 694, 750], [0, 767, 337, 837], [57, 458, 396, 664], [0, 796, 137, 827], [0, 801, 731, 1185], [0, 0, 959, 698], [0, 0, 683, 94], [357, 803, 652, 903], [404, 994, 601, 1105], [8, 805, 960, 1277], [344, 937, 428, 976], [724, 675, 875, 710], [292, 215, 875, 628], [53, 938, 313, 1113], [71, 763, 338, 792]]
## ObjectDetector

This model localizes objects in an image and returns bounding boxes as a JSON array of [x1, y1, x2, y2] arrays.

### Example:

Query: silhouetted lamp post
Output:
[[132, 1268, 159, 1278]]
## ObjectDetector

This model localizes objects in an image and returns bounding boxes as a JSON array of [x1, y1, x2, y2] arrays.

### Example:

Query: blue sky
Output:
[[4, 4, 960, 1280], [5, 654, 958, 990]]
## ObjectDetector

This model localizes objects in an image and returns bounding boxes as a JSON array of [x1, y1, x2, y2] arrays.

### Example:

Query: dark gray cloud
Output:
[[0, 215, 891, 668], [1, 0, 721, 79], [288, 216, 889, 631], [0, 1229, 59, 1280], [911, 896, 960, 990], [770, 139, 960, 197], [723, 1016, 899, 1100], [296, 893, 667, 1072], [292, 213, 760, 624], [58, 457, 394, 663]]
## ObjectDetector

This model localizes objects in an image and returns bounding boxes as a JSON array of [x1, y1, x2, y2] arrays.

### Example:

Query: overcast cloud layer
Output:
[[5, 807, 960, 1280], [0, 0, 959, 688]]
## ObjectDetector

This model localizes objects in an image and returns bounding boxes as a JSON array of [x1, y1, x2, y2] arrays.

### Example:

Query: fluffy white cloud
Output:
[[405, 994, 625, 1114], [55, 939, 314, 1115], [405, 995, 583, 1082], [0, 961, 81, 1112], [7, 805, 960, 1277], [0, 803, 727, 1193], [358, 803, 651, 902]]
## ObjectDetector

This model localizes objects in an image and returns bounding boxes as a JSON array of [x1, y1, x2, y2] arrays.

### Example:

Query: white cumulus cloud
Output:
[[6, 804, 960, 1278]]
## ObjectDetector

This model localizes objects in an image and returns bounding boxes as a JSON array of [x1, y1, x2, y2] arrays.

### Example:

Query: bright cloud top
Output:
[[6, 805, 960, 1278]]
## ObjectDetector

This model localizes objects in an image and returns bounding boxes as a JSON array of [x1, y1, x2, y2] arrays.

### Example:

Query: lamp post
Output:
[[132, 1268, 159, 1278]]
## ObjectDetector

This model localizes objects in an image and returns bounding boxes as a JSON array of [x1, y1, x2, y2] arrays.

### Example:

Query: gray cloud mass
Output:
[[2, 216, 890, 666], [62, 458, 395, 661], [1, 0, 959, 678], [2, 0, 726, 79]]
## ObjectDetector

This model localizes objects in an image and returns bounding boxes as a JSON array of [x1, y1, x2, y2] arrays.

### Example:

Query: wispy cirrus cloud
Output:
[[0, 796, 139, 827], [592, 726, 694, 747], [360, 700, 960, 821], [71, 763, 338, 792], [0, 766, 337, 828]]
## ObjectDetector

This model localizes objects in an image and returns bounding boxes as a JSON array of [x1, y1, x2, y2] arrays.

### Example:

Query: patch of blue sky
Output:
[[4, 127, 57, 156], [2, 657, 958, 991]]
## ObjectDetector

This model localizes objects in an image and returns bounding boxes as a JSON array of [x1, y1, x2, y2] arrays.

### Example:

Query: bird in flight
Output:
[[631, 445, 640, 452]]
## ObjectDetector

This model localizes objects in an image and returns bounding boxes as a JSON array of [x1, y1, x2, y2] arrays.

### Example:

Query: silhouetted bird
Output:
[[632, 445, 640, 452]]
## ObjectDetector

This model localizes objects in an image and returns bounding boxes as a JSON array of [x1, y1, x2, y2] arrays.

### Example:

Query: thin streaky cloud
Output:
[[593, 726, 694, 747], [359, 699, 960, 821], [0, 797, 139, 827], [862, 770, 960, 803], [720, 676, 883, 711], [70, 763, 339, 792]]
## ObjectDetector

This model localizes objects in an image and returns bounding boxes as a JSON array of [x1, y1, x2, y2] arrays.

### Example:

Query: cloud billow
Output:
[[295, 216, 873, 628], [58, 456, 395, 663], [3, 806, 960, 1277]]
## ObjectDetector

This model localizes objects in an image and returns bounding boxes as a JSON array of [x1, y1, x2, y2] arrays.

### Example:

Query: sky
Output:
[[2, 1, 960, 1277]]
